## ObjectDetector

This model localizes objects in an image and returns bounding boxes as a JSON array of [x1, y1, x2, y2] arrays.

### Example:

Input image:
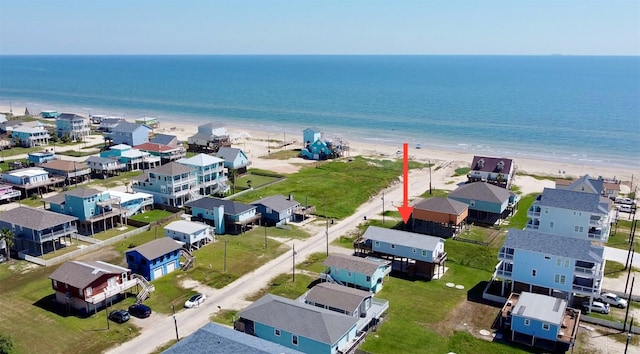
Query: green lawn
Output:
[[262, 149, 300, 160], [39, 240, 94, 260], [233, 156, 426, 219], [453, 167, 470, 177], [129, 209, 175, 223], [418, 189, 451, 198], [85, 170, 142, 188], [235, 172, 282, 189], [92, 225, 136, 241], [607, 219, 640, 251], [506, 193, 537, 230]]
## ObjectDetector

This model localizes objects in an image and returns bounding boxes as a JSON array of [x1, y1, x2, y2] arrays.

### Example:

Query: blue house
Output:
[[164, 322, 304, 354], [493, 229, 605, 303], [105, 122, 152, 146], [56, 113, 90, 141], [1, 167, 50, 185], [45, 187, 123, 235], [215, 146, 250, 174], [11, 124, 50, 147], [131, 161, 197, 207], [164, 219, 214, 251], [177, 153, 228, 196], [27, 150, 56, 164], [235, 294, 361, 354], [106, 190, 154, 217], [303, 127, 322, 146], [355, 226, 447, 279], [499, 292, 580, 351], [126, 237, 183, 281], [448, 182, 518, 224], [100, 144, 160, 171], [321, 253, 391, 293], [0, 206, 77, 256], [252, 194, 301, 226], [185, 197, 261, 235]]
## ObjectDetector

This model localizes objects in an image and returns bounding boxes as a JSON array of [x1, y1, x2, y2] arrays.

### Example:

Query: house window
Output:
[[556, 258, 562, 267], [366, 276, 371, 282], [422, 250, 427, 257], [470, 200, 475, 207], [564, 260, 570, 268], [52, 280, 57, 287], [531, 269, 537, 277], [545, 256, 551, 260], [292, 335, 298, 346], [374, 241, 380, 247], [574, 226, 580, 232], [544, 208, 548, 214], [348, 272, 352, 277], [274, 329, 281, 336], [390, 244, 396, 249], [549, 222, 554, 228], [524, 319, 530, 326], [542, 323, 550, 331], [127, 255, 134, 262], [412, 248, 416, 253], [554, 274, 566, 284]]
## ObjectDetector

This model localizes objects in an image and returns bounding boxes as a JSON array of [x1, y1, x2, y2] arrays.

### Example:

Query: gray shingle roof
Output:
[[188, 132, 213, 141], [362, 226, 444, 252], [164, 220, 210, 235], [41, 159, 88, 172], [215, 147, 242, 162], [112, 122, 150, 133], [150, 133, 178, 146], [49, 261, 130, 289], [126, 237, 182, 261], [148, 162, 194, 176], [538, 188, 608, 214], [449, 182, 514, 204], [503, 229, 604, 262], [57, 113, 87, 121], [412, 197, 468, 215], [86, 156, 118, 164], [0, 206, 77, 230], [44, 193, 66, 205], [252, 195, 300, 212], [323, 253, 389, 276], [238, 294, 358, 345], [305, 283, 371, 313], [185, 197, 255, 215], [163, 322, 304, 354], [199, 122, 225, 130], [64, 187, 101, 198], [513, 292, 567, 325]]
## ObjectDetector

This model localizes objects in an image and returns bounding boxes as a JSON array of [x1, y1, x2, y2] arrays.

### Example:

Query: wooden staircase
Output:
[[132, 274, 155, 304], [181, 248, 196, 271]]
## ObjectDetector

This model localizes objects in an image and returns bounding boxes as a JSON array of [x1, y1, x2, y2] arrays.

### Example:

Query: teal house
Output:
[[45, 187, 123, 235], [235, 294, 361, 354], [184, 197, 261, 235], [303, 127, 322, 147], [448, 182, 517, 224], [321, 253, 391, 293], [215, 147, 250, 174]]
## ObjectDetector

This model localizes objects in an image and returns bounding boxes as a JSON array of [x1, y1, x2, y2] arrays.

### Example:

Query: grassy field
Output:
[[232, 156, 426, 219], [505, 193, 537, 230], [607, 219, 640, 251], [129, 209, 175, 223], [85, 170, 142, 188]]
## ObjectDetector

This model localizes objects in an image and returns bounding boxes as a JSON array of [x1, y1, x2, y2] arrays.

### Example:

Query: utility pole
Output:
[[381, 191, 385, 224], [624, 276, 634, 332], [324, 197, 328, 256], [625, 247, 634, 294], [172, 304, 180, 341], [292, 243, 296, 282], [429, 160, 432, 195], [264, 224, 267, 249], [223, 240, 228, 273]]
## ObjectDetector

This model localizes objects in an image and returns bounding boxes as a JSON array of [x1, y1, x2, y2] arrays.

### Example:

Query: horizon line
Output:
[[1, 53, 639, 57]]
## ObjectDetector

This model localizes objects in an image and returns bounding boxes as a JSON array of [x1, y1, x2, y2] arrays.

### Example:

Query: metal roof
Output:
[[305, 282, 371, 313], [362, 226, 444, 252], [178, 153, 223, 167], [164, 220, 210, 235], [252, 195, 300, 212], [323, 253, 389, 276], [512, 292, 567, 325]]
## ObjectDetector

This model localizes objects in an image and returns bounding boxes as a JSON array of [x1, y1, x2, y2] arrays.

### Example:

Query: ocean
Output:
[[0, 55, 638, 168]]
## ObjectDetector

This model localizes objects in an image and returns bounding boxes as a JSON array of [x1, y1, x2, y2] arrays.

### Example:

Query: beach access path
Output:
[[106, 164, 446, 354]]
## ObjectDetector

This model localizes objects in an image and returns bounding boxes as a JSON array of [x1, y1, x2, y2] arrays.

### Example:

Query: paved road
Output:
[[106, 164, 446, 354]]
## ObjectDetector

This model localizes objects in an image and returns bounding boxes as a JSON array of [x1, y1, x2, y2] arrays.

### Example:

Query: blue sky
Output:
[[0, 0, 638, 55]]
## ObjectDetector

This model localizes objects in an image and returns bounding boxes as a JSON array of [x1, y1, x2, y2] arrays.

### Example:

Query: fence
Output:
[[19, 225, 150, 267]]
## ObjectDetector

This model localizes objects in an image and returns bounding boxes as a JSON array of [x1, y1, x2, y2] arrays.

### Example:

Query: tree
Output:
[[123, 180, 131, 193], [0, 334, 15, 354], [228, 169, 238, 194], [0, 228, 15, 261], [246, 180, 253, 189]]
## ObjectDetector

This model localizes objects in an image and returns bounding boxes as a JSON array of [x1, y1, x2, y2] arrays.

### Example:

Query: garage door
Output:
[[166, 261, 176, 273], [152, 267, 163, 280]]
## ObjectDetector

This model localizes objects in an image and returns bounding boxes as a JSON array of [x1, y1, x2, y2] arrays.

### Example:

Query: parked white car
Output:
[[582, 301, 610, 314], [184, 293, 206, 308], [596, 292, 628, 308], [617, 205, 634, 213], [615, 197, 636, 205]]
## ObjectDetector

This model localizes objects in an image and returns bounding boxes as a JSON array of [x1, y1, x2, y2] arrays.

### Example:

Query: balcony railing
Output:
[[574, 265, 601, 278], [572, 283, 600, 295], [498, 251, 514, 260], [39, 226, 78, 243], [527, 210, 541, 218], [85, 278, 139, 304], [590, 216, 607, 227]]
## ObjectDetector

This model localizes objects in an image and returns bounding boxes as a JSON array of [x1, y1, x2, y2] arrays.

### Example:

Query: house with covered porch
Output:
[[215, 146, 250, 175], [448, 182, 518, 225], [321, 253, 391, 293], [164, 219, 214, 251], [1, 167, 65, 198], [55, 113, 90, 141], [0, 206, 77, 256], [135, 142, 186, 164], [132, 162, 197, 207], [126, 238, 183, 281], [40, 159, 92, 186], [409, 197, 469, 238], [185, 197, 261, 235], [85, 156, 127, 178], [177, 153, 228, 196], [467, 156, 515, 189], [252, 194, 301, 226], [100, 144, 160, 171]]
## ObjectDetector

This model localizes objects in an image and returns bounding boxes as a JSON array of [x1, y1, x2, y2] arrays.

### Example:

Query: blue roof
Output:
[[112, 122, 151, 134], [150, 134, 178, 146], [163, 322, 304, 354], [538, 188, 608, 214]]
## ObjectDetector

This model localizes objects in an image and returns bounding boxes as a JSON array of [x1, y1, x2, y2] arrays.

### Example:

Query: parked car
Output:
[[617, 204, 634, 213], [615, 197, 636, 205], [128, 303, 152, 318], [582, 301, 610, 314], [108, 309, 130, 323], [184, 293, 206, 308], [596, 292, 628, 308]]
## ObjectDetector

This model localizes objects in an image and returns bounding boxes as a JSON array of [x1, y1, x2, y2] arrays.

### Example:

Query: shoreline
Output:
[[1, 103, 638, 187]]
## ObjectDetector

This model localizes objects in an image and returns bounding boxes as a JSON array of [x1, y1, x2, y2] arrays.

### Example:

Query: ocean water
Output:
[[0, 55, 638, 168]]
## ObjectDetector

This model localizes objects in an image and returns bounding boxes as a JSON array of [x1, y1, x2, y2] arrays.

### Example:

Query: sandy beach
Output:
[[1, 104, 638, 195]]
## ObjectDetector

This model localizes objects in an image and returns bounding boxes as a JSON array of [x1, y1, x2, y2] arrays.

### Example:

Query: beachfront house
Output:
[[186, 122, 231, 153], [45, 188, 123, 236], [132, 162, 197, 207], [303, 127, 322, 147], [134, 117, 159, 129], [321, 253, 391, 293], [135, 142, 186, 164], [177, 153, 228, 196], [0, 206, 77, 256], [40, 159, 91, 186], [100, 144, 161, 171], [98, 117, 127, 132], [467, 156, 515, 189], [85, 156, 126, 178], [163, 322, 304, 354], [126, 238, 183, 281], [304, 282, 389, 332], [215, 146, 251, 175], [493, 229, 605, 303], [184, 197, 261, 235], [526, 187, 612, 242], [164, 219, 214, 251], [105, 121, 152, 146], [448, 182, 518, 225], [55, 113, 90, 141], [252, 194, 301, 226], [235, 294, 362, 354], [0, 184, 21, 203], [11, 124, 50, 147], [41, 111, 61, 119], [300, 138, 348, 160], [499, 292, 580, 352], [409, 197, 469, 238], [49, 261, 149, 314], [354, 226, 447, 279]]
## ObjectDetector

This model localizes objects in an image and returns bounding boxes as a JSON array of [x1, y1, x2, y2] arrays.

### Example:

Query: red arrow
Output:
[[397, 143, 413, 223]]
